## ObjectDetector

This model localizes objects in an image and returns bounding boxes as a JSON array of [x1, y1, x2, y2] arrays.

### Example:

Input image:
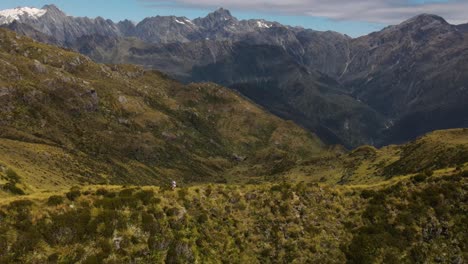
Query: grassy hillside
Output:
[[285, 129, 468, 185], [0, 169, 465, 263], [0, 128, 466, 263], [0, 28, 324, 193], [0, 29, 467, 263]]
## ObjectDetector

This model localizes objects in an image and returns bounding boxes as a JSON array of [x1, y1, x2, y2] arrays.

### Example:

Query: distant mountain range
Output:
[[2, 5, 467, 147]]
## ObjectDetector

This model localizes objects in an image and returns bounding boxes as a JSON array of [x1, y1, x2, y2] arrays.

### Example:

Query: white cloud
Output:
[[139, 0, 468, 24]]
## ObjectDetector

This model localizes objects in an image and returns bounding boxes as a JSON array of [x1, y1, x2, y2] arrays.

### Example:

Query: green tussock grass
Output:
[[0, 170, 465, 263]]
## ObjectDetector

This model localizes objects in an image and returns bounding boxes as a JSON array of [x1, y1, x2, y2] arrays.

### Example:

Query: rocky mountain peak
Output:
[[210, 8, 234, 21], [400, 13, 449, 28], [41, 4, 66, 17], [42, 5, 67, 20], [194, 8, 237, 29], [117, 19, 136, 35], [376, 13, 455, 39]]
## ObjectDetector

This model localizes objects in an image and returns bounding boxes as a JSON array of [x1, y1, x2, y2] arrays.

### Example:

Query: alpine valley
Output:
[[0, 4, 466, 264]]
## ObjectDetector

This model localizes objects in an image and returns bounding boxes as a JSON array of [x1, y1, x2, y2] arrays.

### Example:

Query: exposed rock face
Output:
[[189, 42, 386, 147], [32, 59, 48, 73], [131, 16, 201, 43], [193, 8, 235, 29], [2, 6, 468, 147]]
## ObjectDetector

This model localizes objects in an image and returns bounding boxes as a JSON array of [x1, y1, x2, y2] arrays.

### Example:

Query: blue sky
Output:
[[1, 0, 466, 37]]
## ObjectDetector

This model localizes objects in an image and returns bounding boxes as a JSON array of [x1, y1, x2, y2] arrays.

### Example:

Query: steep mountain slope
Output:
[[129, 16, 200, 44], [2, 6, 468, 147], [1, 6, 378, 148], [0, 28, 325, 192], [341, 14, 468, 144], [190, 43, 386, 147], [70, 37, 383, 147]]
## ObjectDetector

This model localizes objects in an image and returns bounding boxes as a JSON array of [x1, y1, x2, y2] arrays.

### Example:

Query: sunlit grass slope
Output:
[[0, 169, 466, 263], [286, 128, 468, 185], [0, 28, 324, 192]]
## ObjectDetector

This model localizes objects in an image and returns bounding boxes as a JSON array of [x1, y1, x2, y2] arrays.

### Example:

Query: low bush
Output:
[[134, 190, 154, 205], [5, 168, 20, 183], [119, 188, 135, 197], [95, 188, 109, 196], [2, 182, 25, 195], [66, 187, 81, 201], [47, 195, 64, 206], [8, 199, 33, 210], [412, 173, 428, 183]]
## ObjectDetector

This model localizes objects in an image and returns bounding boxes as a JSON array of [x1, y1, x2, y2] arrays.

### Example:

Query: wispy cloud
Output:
[[138, 0, 468, 24]]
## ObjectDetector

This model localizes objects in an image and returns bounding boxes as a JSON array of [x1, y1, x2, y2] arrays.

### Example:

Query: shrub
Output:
[[47, 253, 59, 263], [270, 184, 282, 192], [460, 170, 468, 178], [8, 199, 33, 210], [134, 190, 154, 205], [47, 195, 64, 206], [95, 196, 139, 210], [66, 186, 81, 201], [165, 207, 180, 217], [141, 212, 159, 233], [412, 174, 428, 183], [12, 229, 42, 255], [92, 210, 121, 237], [165, 240, 194, 264], [2, 182, 25, 195], [153, 197, 162, 204], [83, 253, 106, 264], [205, 186, 212, 197], [119, 188, 135, 197], [97, 239, 112, 256], [5, 168, 20, 183], [423, 169, 434, 177], [95, 188, 109, 196], [177, 188, 188, 201], [43, 209, 92, 245], [197, 213, 209, 224]]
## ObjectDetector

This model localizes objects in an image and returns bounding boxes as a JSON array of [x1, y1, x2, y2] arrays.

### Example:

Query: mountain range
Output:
[[0, 6, 467, 263], [0, 27, 327, 190], [2, 5, 468, 147]]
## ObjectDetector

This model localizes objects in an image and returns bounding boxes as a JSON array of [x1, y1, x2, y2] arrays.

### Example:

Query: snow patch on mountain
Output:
[[256, 21, 271, 29], [174, 18, 186, 25], [184, 18, 195, 26], [0, 7, 47, 24]]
